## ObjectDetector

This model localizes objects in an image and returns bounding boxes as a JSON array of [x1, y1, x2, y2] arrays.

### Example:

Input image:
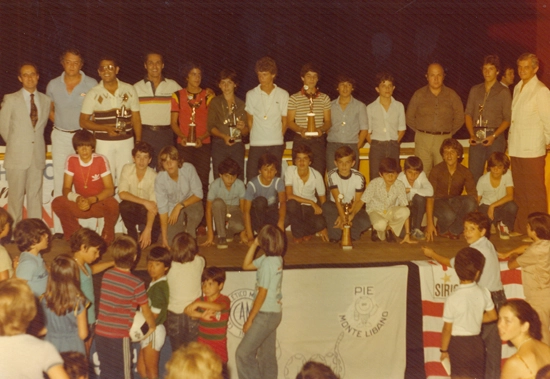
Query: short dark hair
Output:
[[334, 145, 355, 162], [69, 227, 106, 255], [218, 69, 239, 86], [300, 63, 320, 79], [335, 75, 356, 88], [454, 247, 485, 282], [148, 246, 172, 269], [404, 156, 423, 172], [61, 351, 88, 379], [486, 152, 511, 174], [482, 54, 501, 72], [72, 129, 96, 151], [98, 56, 118, 68], [374, 72, 395, 87], [296, 361, 340, 379], [258, 224, 286, 257], [144, 51, 164, 64], [109, 235, 137, 269], [439, 138, 463, 160], [202, 266, 226, 284], [132, 141, 154, 159], [171, 232, 199, 264], [502, 299, 543, 341], [255, 56, 277, 75], [527, 212, 550, 240], [60, 49, 83, 64], [464, 211, 491, 239], [158, 145, 184, 171], [0, 208, 13, 241], [292, 143, 313, 163], [258, 153, 278, 172], [500, 65, 514, 80], [378, 157, 399, 175], [218, 157, 241, 177], [14, 218, 51, 252], [18, 62, 39, 76], [182, 62, 202, 79]]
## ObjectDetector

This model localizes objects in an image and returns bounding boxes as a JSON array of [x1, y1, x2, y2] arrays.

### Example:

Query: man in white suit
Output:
[[509, 53, 550, 233], [0, 63, 51, 224]]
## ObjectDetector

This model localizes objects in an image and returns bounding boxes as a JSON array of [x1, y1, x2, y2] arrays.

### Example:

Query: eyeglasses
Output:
[[98, 64, 116, 72]]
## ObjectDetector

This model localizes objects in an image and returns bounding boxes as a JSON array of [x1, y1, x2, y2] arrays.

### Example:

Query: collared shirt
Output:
[[406, 85, 464, 134], [517, 239, 550, 300], [366, 96, 406, 141], [428, 162, 477, 199], [207, 177, 246, 206], [155, 163, 203, 214], [46, 71, 98, 131], [465, 82, 511, 130], [327, 168, 365, 203], [287, 90, 331, 129], [443, 282, 494, 336], [477, 170, 514, 206], [22, 89, 40, 116], [245, 84, 289, 147], [134, 77, 181, 125], [361, 177, 408, 213], [397, 171, 434, 202], [284, 166, 326, 203], [328, 96, 368, 144], [118, 163, 157, 202]]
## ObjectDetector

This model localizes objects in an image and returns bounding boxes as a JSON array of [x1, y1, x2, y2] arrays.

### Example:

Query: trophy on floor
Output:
[[474, 104, 488, 143], [227, 103, 242, 143], [338, 194, 353, 250], [186, 96, 203, 146], [303, 85, 319, 137], [115, 105, 128, 135]]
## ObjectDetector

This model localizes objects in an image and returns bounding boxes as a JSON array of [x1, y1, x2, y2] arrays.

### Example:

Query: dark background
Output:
[[0, 0, 538, 143]]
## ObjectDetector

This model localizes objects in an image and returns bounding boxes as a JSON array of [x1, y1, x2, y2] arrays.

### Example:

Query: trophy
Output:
[[474, 104, 488, 143], [227, 103, 242, 143], [187, 95, 203, 146], [115, 105, 128, 135], [338, 194, 353, 250], [303, 85, 319, 137]]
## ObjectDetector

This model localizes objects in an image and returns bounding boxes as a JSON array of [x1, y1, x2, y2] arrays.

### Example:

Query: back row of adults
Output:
[[0, 50, 548, 239]]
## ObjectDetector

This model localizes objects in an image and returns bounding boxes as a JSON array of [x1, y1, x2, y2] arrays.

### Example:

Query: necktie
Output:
[[30, 93, 37, 127]]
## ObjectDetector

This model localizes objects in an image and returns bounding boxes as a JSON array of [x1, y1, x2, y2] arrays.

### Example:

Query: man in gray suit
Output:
[[0, 63, 51, 224]]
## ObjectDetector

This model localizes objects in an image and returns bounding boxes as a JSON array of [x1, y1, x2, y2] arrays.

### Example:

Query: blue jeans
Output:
[[236, 311, 282, 379], [322, 201, 371, 241], [286, 199, 326, 238], [478, 201, 518, 231], [433, 195, 477, 235], [368, 139, 400, 181], [409, 194, 427, 230], [166, 311, 199, 352], [468, 134, 506, 184]]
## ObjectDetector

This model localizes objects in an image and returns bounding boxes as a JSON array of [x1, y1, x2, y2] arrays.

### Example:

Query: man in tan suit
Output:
[[0, 63, 51, 224], [509, 53, 550, 233]]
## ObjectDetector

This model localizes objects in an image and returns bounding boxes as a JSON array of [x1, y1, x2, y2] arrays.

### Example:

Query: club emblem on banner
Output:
[[338, 286, 389, 338], [227, 288, 255, 338]]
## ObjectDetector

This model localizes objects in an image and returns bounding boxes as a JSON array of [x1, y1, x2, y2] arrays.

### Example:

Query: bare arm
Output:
[[440, 322, 452, 361], [242, 238, 259, 270], [49, 102, 55, 123], [170, 112, 186, 143], [79, 113, 118, 136], [243, 287, 267, 333], [132, 111, 142, 142], [277, 191, 287, 232], [90, 261, 115, 274], [358, 130, 368, 149], [0, 270, 9, 282], [421, 246, 451, 267], [201, 201, 215, 247], [243, 200, 254, 244], [319, 108, 332, 135], [77, 307, 88, 340], [425, 197, 437, 242], [483, 308, 498, 323], [46, 365, 70, 379], [281, 116, 288, 135]]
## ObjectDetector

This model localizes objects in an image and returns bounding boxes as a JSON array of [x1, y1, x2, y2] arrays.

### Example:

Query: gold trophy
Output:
[[187, 95, 203, 146], [303, 85, 319, 137], [474, 104, 488, 143], [227, 103, 242, 143], [338, 194, 353, 250], [115, 105, 128, 135]]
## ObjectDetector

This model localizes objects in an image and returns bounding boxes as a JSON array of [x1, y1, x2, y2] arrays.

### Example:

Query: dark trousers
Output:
[[322, 200, 371, 241], [211, 138, 245, 181], [409, 194, 427, 231], [293, 134, 327, 177], [251, 197, 279, 233], [468, 134, 506, 183], [95, 335, 132, 379], [119, 200, 161, 245], [286, 199, 326, 238], [511, 156, 547, 234], [478, 201, 518, 231], [368, 139, 400, 181], [142, 126, 174, 170], [433, 195, 477, 235], [166, 311, 199, 353], [246, 145, 284, 183]]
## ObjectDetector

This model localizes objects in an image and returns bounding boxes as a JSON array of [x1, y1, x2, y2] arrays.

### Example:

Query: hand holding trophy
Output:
[[474, 104, 488, 143], [115, 105, 127, 135], [338, 194, 353, 250], [228, 103, 242, 143], [186, 95, 203, 146], [303, 85, 319, 137]]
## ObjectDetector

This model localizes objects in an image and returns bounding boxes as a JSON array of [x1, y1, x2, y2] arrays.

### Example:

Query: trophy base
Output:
[[307, 112, 315, 117], [186, 142, 196, 147], [305, 132, 319, 137], [341, 245, 353, 250]]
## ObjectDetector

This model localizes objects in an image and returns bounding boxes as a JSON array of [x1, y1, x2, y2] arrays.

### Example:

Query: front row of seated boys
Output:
[[50, 129, 518, 248]]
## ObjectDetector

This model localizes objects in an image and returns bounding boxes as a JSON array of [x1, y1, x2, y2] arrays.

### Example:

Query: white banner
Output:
[[224, 265, 409, 379]]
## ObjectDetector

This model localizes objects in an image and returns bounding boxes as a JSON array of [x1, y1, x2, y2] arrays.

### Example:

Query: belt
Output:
[[143, 124, 171, 131], [416, 129, 451, 135], [54, 126, 79, 134]]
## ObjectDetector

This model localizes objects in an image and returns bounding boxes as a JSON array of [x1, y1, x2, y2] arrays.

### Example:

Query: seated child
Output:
[[137, 246, 171, 379], [14, 218, 51, 296], [500, 212, 550, 345], [202, 157, 246, 249], [439, 247, 497, 379], [397, 156, 433, 241], [360, 157, 412, 243], [243, 153, 286, 244], [185, 266, 230, 364], [61, 351, 88, 379], [51, 130, 119, 244], [426, 138, 477, 241], [322, 145, 371, 242], [285, 143, 328, 243], [477, 151, 518, 239], [0, 208, 14, 281], [94, 235, 156, 378], [423, 211, 505, 379], [0, 279, 68, 378]]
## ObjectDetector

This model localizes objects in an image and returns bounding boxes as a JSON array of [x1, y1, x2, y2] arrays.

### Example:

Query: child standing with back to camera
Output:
[[236, 224, 285, 379]]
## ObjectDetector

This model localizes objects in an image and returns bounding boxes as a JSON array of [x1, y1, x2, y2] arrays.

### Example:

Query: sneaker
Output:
[[411, 228, 426, 241], [217, 237, 228, 249], [498, 222, 510, 240]]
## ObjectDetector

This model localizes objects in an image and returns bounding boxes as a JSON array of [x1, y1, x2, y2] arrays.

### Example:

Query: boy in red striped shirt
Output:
[[185, 266, 230, 364]]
